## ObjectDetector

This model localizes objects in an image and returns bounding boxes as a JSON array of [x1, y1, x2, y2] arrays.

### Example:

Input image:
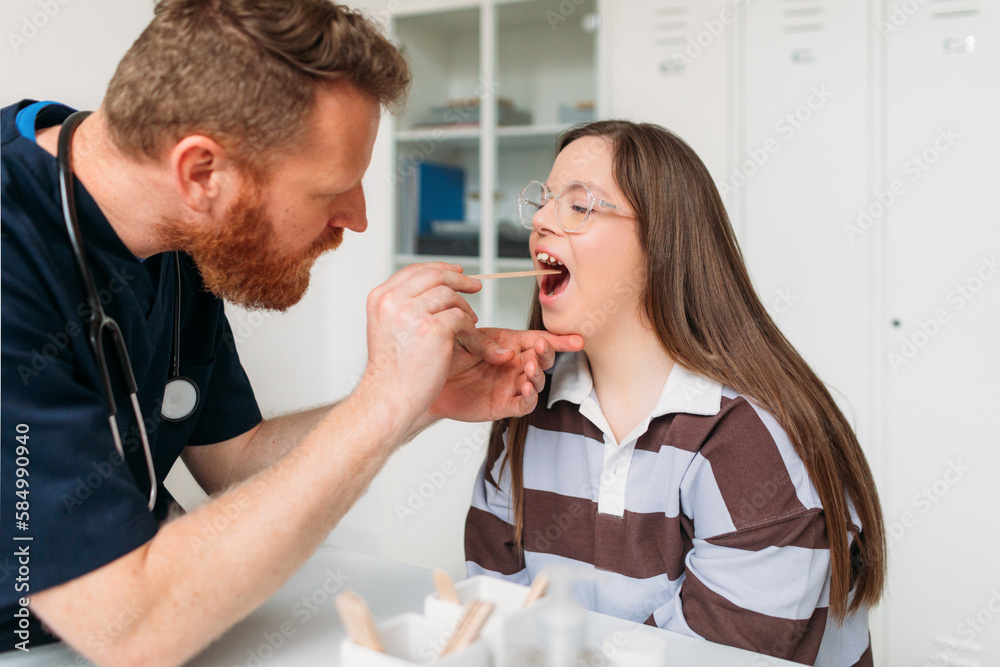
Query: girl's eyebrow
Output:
[[586, 182, 611, 199], [545, 180, 613, 198]]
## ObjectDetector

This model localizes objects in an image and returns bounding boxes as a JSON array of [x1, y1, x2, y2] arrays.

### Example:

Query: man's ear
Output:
[[169, 135, 237, 213]]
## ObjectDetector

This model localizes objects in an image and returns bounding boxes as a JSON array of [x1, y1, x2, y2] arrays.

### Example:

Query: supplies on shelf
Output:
[[400, 161, 531, 258], [416, 97, 533, 128], [558, 101, 597, 125], [413, 227, 530, 258], [399, 161, 467, 255]]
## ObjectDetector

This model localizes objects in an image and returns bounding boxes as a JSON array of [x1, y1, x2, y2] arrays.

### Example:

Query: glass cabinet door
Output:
[[390, 0, 600, 328], [495, 0, 599, 328], [394, 8, 482, 260]]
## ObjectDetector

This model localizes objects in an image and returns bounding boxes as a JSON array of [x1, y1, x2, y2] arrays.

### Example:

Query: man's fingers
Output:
[[536, 331, 584, 353], [383, 263, 482, 298], [456, 329, 515, 364], [418, 285, 479, 323], [508, 385, 539, 417], [435, 308, 479, 338], [524, 362, 545, 394], [379, 261, 461, 290], [532, 338, 554, 373]]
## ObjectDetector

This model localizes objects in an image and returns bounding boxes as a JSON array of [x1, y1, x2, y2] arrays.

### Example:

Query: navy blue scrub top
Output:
[[0, 100, 263, 651]]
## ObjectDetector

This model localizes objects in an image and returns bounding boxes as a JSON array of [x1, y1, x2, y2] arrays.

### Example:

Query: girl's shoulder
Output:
[[676, 387, 824, 529]]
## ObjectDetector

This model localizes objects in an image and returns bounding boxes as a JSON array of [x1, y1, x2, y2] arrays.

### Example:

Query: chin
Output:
[[540, 311, 581, 337]]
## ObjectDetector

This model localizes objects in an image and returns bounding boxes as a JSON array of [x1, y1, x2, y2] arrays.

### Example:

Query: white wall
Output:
[[1, 1, 154, 110]]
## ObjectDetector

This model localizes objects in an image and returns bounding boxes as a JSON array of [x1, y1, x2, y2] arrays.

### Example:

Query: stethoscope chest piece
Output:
[[161, 376, 199, 421], [160, 252, 199, 422]]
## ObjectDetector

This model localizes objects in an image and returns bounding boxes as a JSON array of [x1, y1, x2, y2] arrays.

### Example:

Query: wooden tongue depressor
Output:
[[335, 591, 385, 653], [440, 600, 496, 656], [522, 571, 549, 607], [468, 269, 561, 280], [433, 569, 461, 604]]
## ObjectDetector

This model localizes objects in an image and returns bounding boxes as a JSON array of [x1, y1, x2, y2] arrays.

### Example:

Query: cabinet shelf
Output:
[[396, 126, 480, 145], [497, 123, 574, 150], [395, 123, 574, 149], [497, 123, 573, 139]]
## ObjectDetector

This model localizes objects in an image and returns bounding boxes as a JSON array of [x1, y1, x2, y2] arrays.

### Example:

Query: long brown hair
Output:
[[490, 120, 885, 619]]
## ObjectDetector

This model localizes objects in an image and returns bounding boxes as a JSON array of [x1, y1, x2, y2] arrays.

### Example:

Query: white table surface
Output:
[[7, 544, 798, 666]]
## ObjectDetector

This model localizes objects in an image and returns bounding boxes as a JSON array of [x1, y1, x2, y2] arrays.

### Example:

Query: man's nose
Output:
[[332, 183, 368, 233]]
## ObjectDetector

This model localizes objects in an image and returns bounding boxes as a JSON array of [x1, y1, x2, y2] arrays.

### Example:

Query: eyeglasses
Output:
[[517, 180, 630, 233]]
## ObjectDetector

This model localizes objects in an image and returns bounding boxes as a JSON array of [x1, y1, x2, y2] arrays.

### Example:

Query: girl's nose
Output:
[[532, 196, 561, 235]]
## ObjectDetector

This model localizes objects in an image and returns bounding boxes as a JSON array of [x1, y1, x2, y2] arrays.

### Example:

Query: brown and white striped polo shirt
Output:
[[465, 351, 872, 667]]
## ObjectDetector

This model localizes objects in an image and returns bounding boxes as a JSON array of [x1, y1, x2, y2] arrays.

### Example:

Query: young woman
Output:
[[465, 121, 885, 667]]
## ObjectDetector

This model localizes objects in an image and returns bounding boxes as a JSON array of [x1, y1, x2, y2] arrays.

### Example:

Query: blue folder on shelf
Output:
[[417, 162, 465, 234]]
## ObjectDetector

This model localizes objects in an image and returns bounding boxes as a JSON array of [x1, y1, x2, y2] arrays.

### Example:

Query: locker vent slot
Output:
[[783, 0, 825, 34], [652, 4, 690, 48], [931, 0, 981, 21]]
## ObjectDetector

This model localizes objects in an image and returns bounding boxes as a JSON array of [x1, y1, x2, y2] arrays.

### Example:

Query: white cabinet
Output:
[[740, 0, 873, 470], [607, 0, 734, 205], [882, 2, 1000, 665], [607, 0, 1000, 664], [609, 0, 876, 532]]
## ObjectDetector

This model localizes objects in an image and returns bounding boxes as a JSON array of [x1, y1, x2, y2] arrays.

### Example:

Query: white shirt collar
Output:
[[546, 351, 724, 418]]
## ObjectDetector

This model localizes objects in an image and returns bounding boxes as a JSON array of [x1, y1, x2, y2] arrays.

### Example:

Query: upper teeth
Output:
[[536, 252, 563, 266]]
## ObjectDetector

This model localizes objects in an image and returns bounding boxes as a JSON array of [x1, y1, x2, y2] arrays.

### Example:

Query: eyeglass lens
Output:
[[518, 182, 592, 232]]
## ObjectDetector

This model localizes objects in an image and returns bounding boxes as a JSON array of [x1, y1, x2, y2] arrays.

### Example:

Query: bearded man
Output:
[[0, 1, 581, 664]]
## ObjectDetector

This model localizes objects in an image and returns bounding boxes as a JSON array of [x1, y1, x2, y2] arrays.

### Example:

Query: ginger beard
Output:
[[163, 184, 344, 311]]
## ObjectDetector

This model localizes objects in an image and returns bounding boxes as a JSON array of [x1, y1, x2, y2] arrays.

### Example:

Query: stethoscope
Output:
[[57, 110, 200, 511]]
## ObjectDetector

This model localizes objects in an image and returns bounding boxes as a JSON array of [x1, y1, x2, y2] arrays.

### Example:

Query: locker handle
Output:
[[659, 57, 686, 75], [792, 48, 819, 64], [943, 35, 975, 54]]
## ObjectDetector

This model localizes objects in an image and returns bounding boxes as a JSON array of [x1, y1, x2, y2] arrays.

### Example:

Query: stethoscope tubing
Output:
[[56, 110, 165, 510]]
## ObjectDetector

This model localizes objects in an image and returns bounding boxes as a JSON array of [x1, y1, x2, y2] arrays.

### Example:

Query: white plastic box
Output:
[[339, 612, 491, 667], [423, 576, 535, 666]]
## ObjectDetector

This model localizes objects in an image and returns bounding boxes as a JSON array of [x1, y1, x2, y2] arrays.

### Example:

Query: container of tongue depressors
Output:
[[339, 612, 491, 667], [424, 576, 535, 666]]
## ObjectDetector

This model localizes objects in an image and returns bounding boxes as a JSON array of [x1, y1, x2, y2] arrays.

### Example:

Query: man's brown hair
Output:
[[103, 0, 410, 166]]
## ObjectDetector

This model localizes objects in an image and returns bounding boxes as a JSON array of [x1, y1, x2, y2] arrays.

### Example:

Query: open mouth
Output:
[[536, 251, 571, 297]]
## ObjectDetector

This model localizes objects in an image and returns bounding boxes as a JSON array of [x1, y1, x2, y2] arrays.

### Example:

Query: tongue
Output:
[[543, 266, 570, 296]]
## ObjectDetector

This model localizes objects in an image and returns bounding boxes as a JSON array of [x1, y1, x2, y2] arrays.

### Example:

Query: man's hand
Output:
[[424, 327, 584, 425], [357, 262, 483, 435], [357, 263, 583, 435]]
